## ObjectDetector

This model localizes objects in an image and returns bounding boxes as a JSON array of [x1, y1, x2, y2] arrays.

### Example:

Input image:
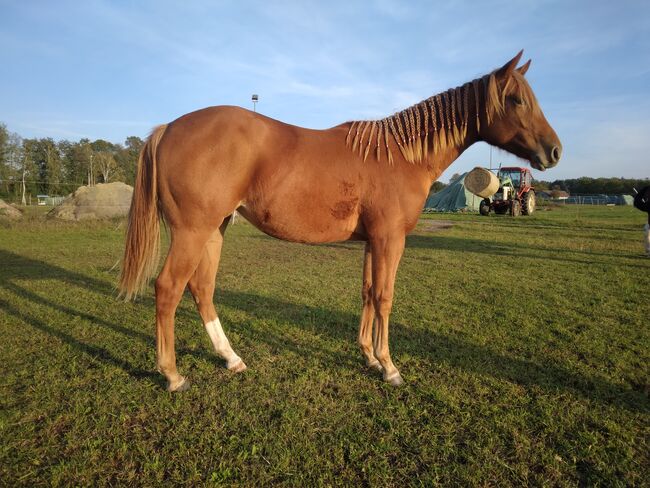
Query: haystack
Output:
[[0, 199, 22, 220], [47, 182, 133, 221]]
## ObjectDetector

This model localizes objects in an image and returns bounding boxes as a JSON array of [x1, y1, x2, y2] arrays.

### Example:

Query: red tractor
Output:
[[479, 167, 536, 217]]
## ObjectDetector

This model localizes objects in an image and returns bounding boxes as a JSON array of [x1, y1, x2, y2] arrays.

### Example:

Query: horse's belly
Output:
[[237, 202, 362, 243]]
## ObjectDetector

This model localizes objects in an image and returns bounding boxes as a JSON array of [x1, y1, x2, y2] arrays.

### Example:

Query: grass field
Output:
[[1, 205, 648, 486]]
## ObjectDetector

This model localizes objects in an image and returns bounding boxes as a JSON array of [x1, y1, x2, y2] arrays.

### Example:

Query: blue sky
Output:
[[1, 0, 648, 181]]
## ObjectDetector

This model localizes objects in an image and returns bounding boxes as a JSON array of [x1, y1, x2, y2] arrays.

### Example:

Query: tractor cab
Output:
[[479, 166, 536, 217], [498, 167, 531, 193]]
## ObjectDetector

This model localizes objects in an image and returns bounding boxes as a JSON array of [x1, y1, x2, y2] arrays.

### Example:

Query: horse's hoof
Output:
[[368, 360, 383, 372], [168, 377, 190, 392], [227, 359, 247, 373], [384, 372, 404, 387]]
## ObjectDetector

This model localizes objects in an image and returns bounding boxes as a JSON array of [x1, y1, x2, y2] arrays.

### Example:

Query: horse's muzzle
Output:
[[531, 142, 562, 171]]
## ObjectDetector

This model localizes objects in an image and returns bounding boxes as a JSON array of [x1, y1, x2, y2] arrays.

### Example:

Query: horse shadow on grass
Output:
[[0, 248, 647, 413], [405, 233, 649, 266], [0, 248, 169, 387]]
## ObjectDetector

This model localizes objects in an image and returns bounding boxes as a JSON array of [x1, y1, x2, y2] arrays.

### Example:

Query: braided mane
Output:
[[345, 70, 537, 164]]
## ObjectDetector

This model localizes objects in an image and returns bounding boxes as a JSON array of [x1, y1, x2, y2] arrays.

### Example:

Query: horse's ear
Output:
[[496, 50, 524, 79], [517, 59, 531, 76]]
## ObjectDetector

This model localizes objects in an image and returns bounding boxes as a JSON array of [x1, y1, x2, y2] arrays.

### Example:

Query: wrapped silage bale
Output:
[[464, 167, 499, 198]]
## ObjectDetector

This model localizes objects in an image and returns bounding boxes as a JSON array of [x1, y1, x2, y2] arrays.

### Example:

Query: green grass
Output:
[[1, 205, 648, 486]]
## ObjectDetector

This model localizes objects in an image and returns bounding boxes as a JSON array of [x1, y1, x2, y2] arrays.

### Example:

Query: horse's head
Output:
[[479, 51, 561, 172]]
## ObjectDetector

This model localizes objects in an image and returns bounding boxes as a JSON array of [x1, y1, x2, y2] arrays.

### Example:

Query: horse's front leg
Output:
[[358, 242, 382, 371], [369, 234, 405, 386]]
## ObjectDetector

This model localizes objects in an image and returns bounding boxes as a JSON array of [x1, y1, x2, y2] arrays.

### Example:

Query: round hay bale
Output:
[[0, 199, 23, 220], [47, 182, 133, 221], [465, 167, 499, 198]]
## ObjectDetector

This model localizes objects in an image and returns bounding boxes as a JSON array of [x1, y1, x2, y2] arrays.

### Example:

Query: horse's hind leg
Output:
[[155, 228, 213, 392], [358, 242, 382, 371], [187, 219, 246, 373]]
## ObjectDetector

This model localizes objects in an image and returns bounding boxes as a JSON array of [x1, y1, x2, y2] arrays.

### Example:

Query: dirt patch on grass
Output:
[[419, 219, 454, 232]]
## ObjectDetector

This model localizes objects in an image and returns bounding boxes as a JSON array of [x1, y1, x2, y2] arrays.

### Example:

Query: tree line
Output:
[[0, 122, 143, 203], [3, 121, 647, 202], [534, 177, 649, 195], [434, 171, 648, 196]]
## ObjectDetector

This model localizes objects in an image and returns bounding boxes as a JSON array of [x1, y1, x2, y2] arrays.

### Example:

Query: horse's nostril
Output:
[[551, 146, 561, 163]]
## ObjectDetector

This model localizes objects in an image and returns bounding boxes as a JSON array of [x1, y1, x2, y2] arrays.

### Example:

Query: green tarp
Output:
[[424, 172, 482, 212]]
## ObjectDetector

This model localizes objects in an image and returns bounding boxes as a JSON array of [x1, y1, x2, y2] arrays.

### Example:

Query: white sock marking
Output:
[[205, 317, 242, 368]]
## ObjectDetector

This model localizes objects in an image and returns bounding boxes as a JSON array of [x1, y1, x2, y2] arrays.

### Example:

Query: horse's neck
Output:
[[409, 83, 484, 182], [423, 125, 479, 183]]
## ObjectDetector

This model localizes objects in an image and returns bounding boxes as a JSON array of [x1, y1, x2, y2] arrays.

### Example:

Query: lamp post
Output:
[[252, 94, 259, 112]]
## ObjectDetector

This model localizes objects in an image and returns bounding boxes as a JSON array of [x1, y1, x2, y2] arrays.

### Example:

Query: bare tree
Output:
[[95, 152, 118, 183]]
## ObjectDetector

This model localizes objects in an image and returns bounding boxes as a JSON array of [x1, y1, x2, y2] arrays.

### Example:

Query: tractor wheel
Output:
[[510, 200, 521, 217], [522, 190, 536, 215], [479, 199, 491, 216]]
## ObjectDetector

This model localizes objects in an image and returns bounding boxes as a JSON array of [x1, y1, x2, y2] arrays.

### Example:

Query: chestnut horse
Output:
[[120, 51, 561, 392]]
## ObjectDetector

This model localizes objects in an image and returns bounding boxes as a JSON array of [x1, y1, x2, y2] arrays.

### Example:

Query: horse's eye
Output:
[[509, 95, 524, 106]]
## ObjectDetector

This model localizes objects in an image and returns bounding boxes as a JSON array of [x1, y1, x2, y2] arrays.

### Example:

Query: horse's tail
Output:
[[119, 124, 168, 300]]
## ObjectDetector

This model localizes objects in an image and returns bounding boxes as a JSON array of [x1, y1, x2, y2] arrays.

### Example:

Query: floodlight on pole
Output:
[[252, 94, 259, 112]]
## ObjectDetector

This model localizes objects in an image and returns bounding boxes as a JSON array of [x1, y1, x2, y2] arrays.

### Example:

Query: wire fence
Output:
[[538, 193, 634, 206]]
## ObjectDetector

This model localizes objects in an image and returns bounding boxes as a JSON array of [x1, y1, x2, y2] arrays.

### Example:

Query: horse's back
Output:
[[154, 106, 367, 240]]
